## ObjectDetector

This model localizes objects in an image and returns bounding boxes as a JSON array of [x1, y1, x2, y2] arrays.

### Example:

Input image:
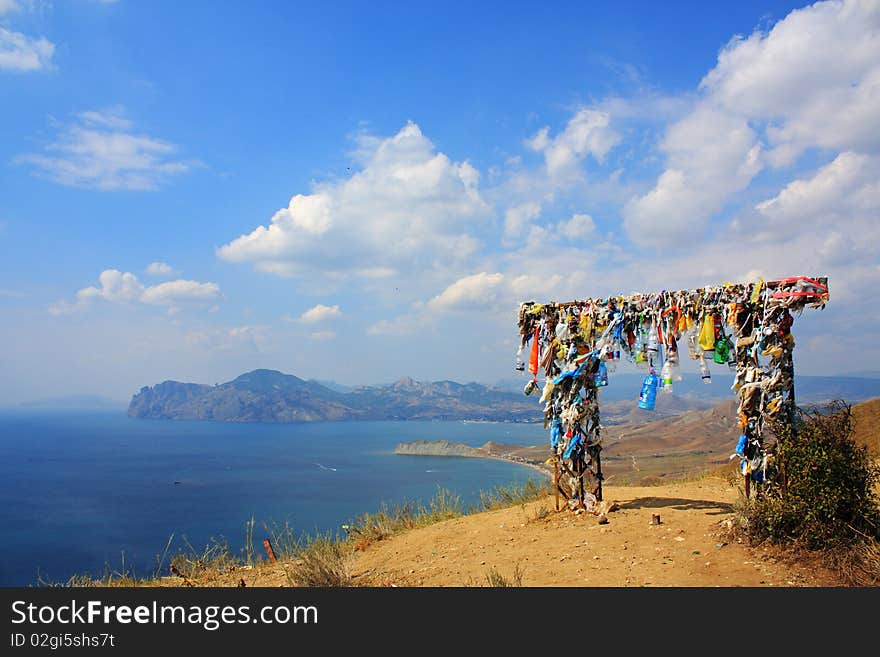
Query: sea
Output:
[[0, 411, 548, 586]]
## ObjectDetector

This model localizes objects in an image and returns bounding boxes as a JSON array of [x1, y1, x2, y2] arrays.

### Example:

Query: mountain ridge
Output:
[[128, 368, 543, 422]]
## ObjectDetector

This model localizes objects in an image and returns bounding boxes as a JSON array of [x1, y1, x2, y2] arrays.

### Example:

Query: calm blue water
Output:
[[0, 411, 546, 586]]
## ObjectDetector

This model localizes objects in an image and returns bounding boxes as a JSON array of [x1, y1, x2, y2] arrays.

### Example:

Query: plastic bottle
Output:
[[594, 360, 609, 387], [515, 345, 526, 372], [638, 369, 659, 410], [661, 359, 673, 393], [687, 332, 699, 360], [699, 354, 712, 384], [647, 326, 659, 361]]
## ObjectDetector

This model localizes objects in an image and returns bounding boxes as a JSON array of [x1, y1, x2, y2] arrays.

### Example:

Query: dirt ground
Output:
[[350, 477, 840, 587]]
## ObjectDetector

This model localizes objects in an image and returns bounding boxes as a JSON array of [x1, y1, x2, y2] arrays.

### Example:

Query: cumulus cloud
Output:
[[751, 151, 880, 264], [145, 261, 176, 277], [557, 213, 596, 241], [427, 272, 505, 312], [702, 0, 880, 166], [0, 26, 54, 72], [141, 280, 222, 306], [526, 109, 619, 183], [218, 122, 490, 282], [623, 0, 880, 247], [19, 110, 197, 190], [756, 152, 879, 226], [503, 201, 541, 242], [623, 105, 761, 246], [299, 304, 342, 323], [50, 269, 221, 315]]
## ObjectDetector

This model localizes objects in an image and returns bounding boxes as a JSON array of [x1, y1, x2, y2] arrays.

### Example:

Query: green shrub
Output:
[[745, 401, 880, 550]]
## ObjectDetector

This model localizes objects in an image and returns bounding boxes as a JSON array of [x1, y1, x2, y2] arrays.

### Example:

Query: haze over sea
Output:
[[0, 411, 543, 586]]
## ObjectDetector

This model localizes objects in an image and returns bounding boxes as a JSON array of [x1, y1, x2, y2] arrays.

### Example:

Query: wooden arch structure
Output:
[[515, 276, 829, 511]]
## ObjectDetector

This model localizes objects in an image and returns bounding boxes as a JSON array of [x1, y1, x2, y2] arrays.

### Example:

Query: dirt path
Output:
[[351, 477, 839, 587]]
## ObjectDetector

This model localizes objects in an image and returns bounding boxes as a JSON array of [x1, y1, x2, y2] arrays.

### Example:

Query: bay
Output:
[[0, 411, 546, 586]]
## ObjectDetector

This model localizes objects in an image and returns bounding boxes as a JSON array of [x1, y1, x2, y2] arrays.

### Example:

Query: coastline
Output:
[[395, 439, 552, 480]]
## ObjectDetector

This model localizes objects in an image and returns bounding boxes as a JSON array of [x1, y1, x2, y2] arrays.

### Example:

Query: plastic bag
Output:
[[698, 314, 716, 352]]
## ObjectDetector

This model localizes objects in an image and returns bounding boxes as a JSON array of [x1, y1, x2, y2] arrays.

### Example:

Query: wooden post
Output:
[[595, 450, 603, 502], [553, 459, 559, 511], [263, 538, 277, 562], [577, 458, 585, 509]]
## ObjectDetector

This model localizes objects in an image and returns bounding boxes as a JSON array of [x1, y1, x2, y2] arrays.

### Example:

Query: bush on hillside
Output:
[[744, 401, 880, 551]]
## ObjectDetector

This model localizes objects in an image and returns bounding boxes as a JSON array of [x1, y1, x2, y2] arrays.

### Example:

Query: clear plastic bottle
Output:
[[699, 354, 712, 384], [594, 360, 609, 387], [661, 359, 673, 393], [647, 326, 659, 360], [687, 332, 699, 360], [515, 345, 526, 372]]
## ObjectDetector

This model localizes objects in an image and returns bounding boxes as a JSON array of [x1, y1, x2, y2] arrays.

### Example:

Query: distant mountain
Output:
[[128, 369, 539, 422]]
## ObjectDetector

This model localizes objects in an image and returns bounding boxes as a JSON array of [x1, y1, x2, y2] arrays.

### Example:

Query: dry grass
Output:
[[484, 562, 525, 587], [478, 479, 549, 510], [344, 487, 465, 550], [285, 535, 354, 587]]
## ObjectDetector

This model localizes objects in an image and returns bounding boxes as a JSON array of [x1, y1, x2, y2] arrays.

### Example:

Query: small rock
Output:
[[597, 515, 609, 525]]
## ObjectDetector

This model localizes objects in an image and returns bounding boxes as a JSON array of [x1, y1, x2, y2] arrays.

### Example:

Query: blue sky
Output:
[[1, 0, 878, 403]]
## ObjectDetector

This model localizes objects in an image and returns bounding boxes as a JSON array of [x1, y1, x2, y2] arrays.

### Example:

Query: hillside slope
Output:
[[853, 397, 880, 456]]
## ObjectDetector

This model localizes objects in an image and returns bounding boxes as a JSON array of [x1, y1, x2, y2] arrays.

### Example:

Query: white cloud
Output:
[[299, 304, 342, 323], [701, 0, 880, 167], [526, 108, 620, 183], [756, 152, 879, 226], [503, 201, 541, 242], [218, 122, 489, 283], [19, 110, 196, 190], [0, 26, 54, 72], [558, 213, 595, 241], [623, 0, 880, 247], [623, 105, 762, 246], [141, 280, 221, 306], [145, 261, 176, 277], [0, 1, 21, 15], [185, 325, 265, 353], [427, 272, 505, 312], [749, 151, 880, 266], [50, 269, 221, 314], [309, 331, 336, 341]]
